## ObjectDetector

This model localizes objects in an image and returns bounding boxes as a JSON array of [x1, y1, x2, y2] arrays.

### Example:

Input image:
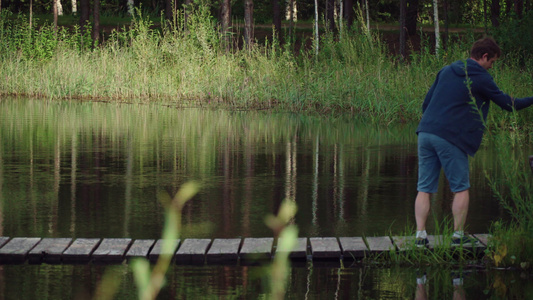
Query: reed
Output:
[[1, 8, 532, 129], [484, 130, 533, 269]]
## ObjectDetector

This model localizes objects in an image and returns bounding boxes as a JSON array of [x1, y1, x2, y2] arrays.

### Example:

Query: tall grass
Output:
[[484, 130, 533, 269], [2, 8, 532, 127]]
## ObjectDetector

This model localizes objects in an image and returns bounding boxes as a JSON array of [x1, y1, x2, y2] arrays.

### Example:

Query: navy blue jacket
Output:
[[417, 58, 533, 156]]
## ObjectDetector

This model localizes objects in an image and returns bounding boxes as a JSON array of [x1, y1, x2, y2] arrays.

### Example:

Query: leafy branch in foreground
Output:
[[265, 199, 298, 300], [130, 181, 200, 300]]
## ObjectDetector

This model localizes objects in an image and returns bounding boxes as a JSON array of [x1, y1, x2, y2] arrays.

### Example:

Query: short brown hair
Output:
[[470, 37, 501, 60]]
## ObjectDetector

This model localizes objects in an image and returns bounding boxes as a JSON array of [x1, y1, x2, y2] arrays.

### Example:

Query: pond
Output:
[[0, 97, 528, 299]]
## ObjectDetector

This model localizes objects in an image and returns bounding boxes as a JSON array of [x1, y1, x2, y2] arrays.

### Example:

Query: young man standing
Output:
[[414, 37, 533, 247]]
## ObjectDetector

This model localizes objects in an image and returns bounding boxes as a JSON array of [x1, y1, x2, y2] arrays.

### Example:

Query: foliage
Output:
[[265, 200, 298, 299], [94, 181, 200, 300], [487, 222, 532, 270], [483, 115, 533, 269], [1, 6, 532, 132], [492, 10, 533, 67]]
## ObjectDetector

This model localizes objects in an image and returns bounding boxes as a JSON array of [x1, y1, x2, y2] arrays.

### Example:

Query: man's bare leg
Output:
[[415, 191, 432, 231], [452, 190, 469, 232]]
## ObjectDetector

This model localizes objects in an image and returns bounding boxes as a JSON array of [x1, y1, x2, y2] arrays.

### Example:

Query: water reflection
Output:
[[0, 98, 508, 240], [0, 98, 530, 299], [1, 264, 530, 299]]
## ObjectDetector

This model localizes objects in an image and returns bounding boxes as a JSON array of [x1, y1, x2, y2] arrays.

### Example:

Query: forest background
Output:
[[1, 0, 532, 134]]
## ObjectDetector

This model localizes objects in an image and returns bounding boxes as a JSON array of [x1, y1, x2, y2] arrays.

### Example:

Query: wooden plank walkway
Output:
[[0, 234, 491, 265]]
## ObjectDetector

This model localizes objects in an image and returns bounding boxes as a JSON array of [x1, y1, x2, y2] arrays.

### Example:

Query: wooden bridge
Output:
[[0, 234, 490, 265]]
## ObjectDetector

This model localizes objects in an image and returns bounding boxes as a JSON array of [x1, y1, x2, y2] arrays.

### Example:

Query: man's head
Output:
[[470, 37, 501, 70]]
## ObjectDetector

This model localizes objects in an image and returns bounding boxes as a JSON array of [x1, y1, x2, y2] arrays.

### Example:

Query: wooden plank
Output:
[[0, 237, 41, 263], [0, 237, 10, 248], [391, 236, 415, 251], [175, 239, 212, 265], [92, 238, 132, 263], [309, 237, 341, 259], [276, 237, 307, 260], [472, 234, 491, 247], [206, 238, 242, 264], [427, 235, 446, 250], [126, 239, 156, 259], [366, 237, 393, 253], [62, 238, 101, 263], [239, 238, 273, 262], [28, 238, 72, 264], [339, 237, 367, 259], [148, 239, 180, 262]]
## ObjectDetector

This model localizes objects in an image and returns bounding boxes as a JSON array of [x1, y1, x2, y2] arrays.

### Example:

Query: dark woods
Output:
[[1, 0, 532, 56]]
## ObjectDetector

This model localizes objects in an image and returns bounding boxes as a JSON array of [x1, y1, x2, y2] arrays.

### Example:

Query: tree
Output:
[[80, 0, 90, 32], [288, 0, 295, 42], [53, 0, 58, 32], [165, 0, 177, 22], [221, 0, 231, 49], [272, 0, 282, 42], [92, 0, 100, 45], [406, 0, 419, 35], [244, 0, 254, 49], [314, 0, 319, 55], [71, 0, 76, 14], [491, 0, 500, 27], [127, 0, 134, 15], [343, 0, 354, 28], [400, 0, 407, 60], [326, 0, 336, 32], [433, 0, 440, 55], [514, 0, 523, 17]]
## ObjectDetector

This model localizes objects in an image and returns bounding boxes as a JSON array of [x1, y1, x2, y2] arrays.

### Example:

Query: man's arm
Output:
[[482, 78, 533, 111]]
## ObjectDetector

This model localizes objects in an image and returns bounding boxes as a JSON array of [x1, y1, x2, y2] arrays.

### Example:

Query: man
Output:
[[414, 37, 533, 247]]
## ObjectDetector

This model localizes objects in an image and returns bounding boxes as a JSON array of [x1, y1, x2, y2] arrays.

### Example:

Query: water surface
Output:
[[0, 98, 523, 299], [0, 98, 505, 239]]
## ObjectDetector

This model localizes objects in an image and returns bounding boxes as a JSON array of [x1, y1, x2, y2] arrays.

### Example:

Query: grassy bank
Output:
[[1, 8, 532, 127]]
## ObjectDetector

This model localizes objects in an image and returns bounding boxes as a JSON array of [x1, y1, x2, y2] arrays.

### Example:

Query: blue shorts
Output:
[[417, 132, 470, 193]]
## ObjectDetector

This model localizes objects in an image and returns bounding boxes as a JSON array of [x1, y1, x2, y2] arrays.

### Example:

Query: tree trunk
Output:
[[165, 0, 179, 23], [365, 0, 369, 31], [444, 0, 449, 48], [184, 0, 192, 28], [433, 0, 440, 55], [505, 0, 512, 14], [491, 0, 500, 27], [272, 0, 282, 42], [289, 0, 294, 42], [339, 0, 343, 33], [128, 0, 134, 15], [53, 0, 58, 32], [314, 0, 319, 55], [30, 0, 33, 28], [483, 0, 488, 33], [344, 0, 354, 28], [79, 0, 90, 31], [400, 0, 407, 60], [221, 0, 231, 50], [406, 0, 418, 35], [327, 0, 336, 32], [515, 0, 523, 17], [92, 0, 100, 45], [71, 0, 76, 14], [244, 0, 254, 49]]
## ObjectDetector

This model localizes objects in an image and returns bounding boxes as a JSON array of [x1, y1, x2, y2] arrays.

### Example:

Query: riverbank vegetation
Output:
[[1, 7, 533, 127]]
